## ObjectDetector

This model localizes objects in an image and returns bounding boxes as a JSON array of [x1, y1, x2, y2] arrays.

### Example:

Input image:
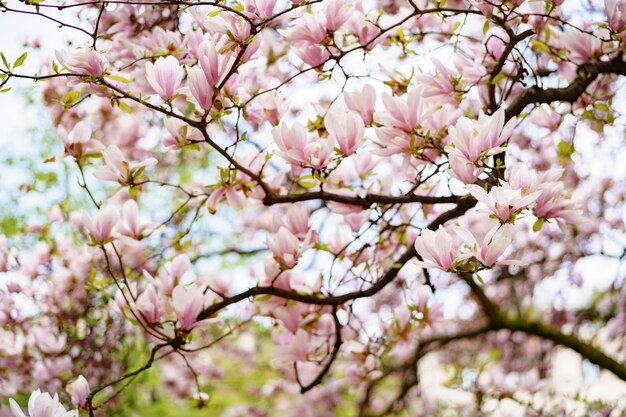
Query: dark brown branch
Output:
[[506, 57, 626, 119], [296, 307, 343, 393], [196, 198, 476, 321], [263, 191, 460, 208]]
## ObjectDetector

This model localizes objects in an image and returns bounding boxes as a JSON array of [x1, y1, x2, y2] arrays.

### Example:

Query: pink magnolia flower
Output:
[[244, 0, 277, 19], [197, 40, 233, 87], [415, 286, 444, 326], [55, 47, 107, 76], [447, 108, 515, 163], [283, 13, 327, 44], [303, 136, 333, 169], [267, 227, 314, 268], [161, 254, 191, 294], [530, 105, 561, 131], [294, 44, 330, 67], [448, 148, 481, 184], [145, 56, 184, 101], [324, 0, 353, 32], [59, 122, 91, 146], [186, 65, 214, 110], [245, 92, 287, 128], [326, 110, 365, 156], [344, 210, 370, 233], [93, 145, 157, 185], [467, 184, 541, 223], [347, 11, 385, 50], [272, 122, 308, 165], [606, 0, 626, 34], [375, 88, 431, 133], [504, 163, 534, 193], [534, 182, 584, 224], [118, 200, 150, 240], [57, 122, 103, 160], [85, 206, 119, 243], [413, 225, 462, 271], [455, 224, 521, 267], [285, 205, 310, 238], [344, 84, 376, 125], [205, 13, 252, 45], [163, 118, 203, 148], [469, 0, 494, 16], [171, 284, 205, 330], [135, 284, 163, 324], [415, 58, 458, 105], [9, 389, 78, 417], [562, 29, 603, 64], [206, 185, 245, 214], [67, 375, 90, 408]]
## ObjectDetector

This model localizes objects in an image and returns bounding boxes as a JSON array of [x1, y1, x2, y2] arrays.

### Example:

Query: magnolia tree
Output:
[[1, 0, 626, 415]]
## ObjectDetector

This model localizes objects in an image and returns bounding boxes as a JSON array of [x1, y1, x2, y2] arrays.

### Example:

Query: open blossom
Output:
[[606, 0, 626, 40], [145, 56, 183, 101], [272, 122, 308, 165], [93, 145, 157, 185], [294, 44, 330, 67], [344, 84, 376, 125], [561, 28, 603, 64], [135, 284, 163, 324], [246, 92, 287, 128], [534, 182, 584, 224], [326, 110, 365, 156], [57, 122, 103, 159], [10, 389, 78, 417], [244, 0, 277, 19], [448, 148, 481, 184], [171, 284, 205, 330], [324, 0, 353, 32], [447, 109, 515, 163], [206, 185, 245, 214], [283, 13, 327, 44], [85, 206, 119, 243], [55, 47, 107, 76], [376, 88, 432, 133], [414, 226, 462, 271], [455, 224, 521, 267], [118, 200, 150, 240], [268, 227, 314, 268], [347, 11, 385, 50], [197, 40, 233, 87], [186, 65, 214, 110], [467, 184, 541, 223], [303, 136, 333, 169], [159, 254, 191, 295], [285, 205, 310, 238], [66, 375, 90, 408], [415, 58, 458, 104]]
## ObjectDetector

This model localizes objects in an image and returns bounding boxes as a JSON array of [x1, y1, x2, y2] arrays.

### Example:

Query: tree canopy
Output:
[[1, 0, 626, 416]]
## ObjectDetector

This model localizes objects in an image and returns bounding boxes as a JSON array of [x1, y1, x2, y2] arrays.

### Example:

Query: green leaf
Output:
[[107, 74, 130, 83], [532, 217, 546, 232], [490, 72, 505, 85], [595, 103, 610, 113], [0, 52, 8, 69], [118, 101, 132, 113], [13, 52, 27, 69], [556, 139, 575, 162]]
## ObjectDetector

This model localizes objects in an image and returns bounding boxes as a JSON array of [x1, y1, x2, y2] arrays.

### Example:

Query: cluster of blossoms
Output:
[[1, 0, 626, 415]]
